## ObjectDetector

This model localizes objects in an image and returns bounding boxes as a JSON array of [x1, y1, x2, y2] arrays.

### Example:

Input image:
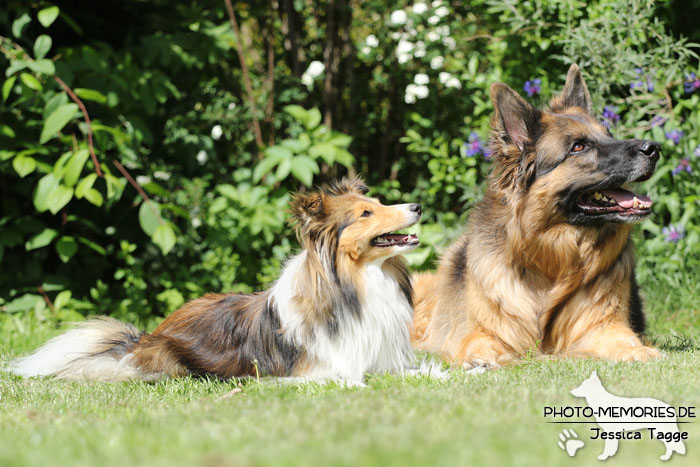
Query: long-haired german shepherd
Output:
[[411, 65, 662, 368]]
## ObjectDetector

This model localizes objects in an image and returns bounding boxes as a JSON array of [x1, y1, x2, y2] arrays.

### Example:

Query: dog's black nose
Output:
[[638, 140, 660, 162], [410, 203, 422, 215]]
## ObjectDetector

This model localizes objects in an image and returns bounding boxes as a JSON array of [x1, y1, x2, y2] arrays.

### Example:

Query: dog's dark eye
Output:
[[361, 210, 372, 218], [571, 142, 586, 153]]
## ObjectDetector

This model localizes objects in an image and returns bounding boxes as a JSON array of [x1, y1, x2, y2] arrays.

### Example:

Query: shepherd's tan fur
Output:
[[411, 65, 662, 368]]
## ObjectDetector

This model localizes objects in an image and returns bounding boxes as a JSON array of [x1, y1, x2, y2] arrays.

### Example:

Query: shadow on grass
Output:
[[651, 334, 700, 352]]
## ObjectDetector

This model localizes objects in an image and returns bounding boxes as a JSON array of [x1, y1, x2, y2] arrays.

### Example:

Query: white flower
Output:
[[391, 31, 402, 40], [413, 2, 428, 14], [426, 31, 440, 42], [443, 37, 456, 50], [305, 60, 325, 78], [154, 170, 171, 181], [439, 71, 451, 83], [361, 46, 371, 55], [413, 84, 429, 99], [211, 124, 223, 141], [406, 83, 429, 100], [431, 56, 445, 69], [136, 175, 150, 185], [301, 73, 313, 88], [436, 25, 450, 36], [396, 38, 414, 63], [191, 217, 202, 228], [397, 38, 414, 54], [405, 93, 417, 104], [446, 77, 462, 89], [390, 10, 407, 25], [432, 0, 443, 7], [366, 34, 379, 47], [227, 102, 236, 110], [414, 41, 426, 57], [435, 5, 449, 17], [427, 15, 440, 25], [196, 150, 208, 165], [414, 73, 429, 85]]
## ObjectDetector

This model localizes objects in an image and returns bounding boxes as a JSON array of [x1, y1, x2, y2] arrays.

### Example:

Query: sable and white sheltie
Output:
[[11, 178, 422, 385]]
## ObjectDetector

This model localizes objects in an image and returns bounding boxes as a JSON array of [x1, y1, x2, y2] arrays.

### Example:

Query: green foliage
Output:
[[0, 0, 698, 324]]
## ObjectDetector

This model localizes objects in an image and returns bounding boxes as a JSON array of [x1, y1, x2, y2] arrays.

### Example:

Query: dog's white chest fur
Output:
[[273, 253, 414, 382]]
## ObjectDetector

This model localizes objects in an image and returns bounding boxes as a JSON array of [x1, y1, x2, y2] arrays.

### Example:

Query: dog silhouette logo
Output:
[[569, 370, 686, 461]]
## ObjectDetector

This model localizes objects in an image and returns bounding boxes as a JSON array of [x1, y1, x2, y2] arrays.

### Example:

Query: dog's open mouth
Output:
[[577, 187, 652, 216], [371, 233, 419, 247]]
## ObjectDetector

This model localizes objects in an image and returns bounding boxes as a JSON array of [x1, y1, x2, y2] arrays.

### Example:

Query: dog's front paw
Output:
[[620, 345, 663, 362]]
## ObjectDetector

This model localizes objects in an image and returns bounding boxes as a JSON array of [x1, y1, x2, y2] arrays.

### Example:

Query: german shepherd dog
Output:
[[411, 65, 662, 368]]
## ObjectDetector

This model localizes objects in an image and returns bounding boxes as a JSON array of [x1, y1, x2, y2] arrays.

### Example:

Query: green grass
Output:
[[1, 281, 699, 467]]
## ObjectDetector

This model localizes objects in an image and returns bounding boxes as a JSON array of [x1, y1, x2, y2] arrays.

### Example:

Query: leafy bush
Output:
[[0, 0, 698, 327]]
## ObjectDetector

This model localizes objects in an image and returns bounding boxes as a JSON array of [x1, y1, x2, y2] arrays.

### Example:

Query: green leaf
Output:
[[12, 154, 36, 177], [63, 149, 90, 187], [12, 13, 31, 38], [55, 236, 78, 262], [326, 133, 353, 148], [25, 228, 58, 250], [309, 142, 337, 165], [74, 88, 107, 103], [54, 290, 72, 310], [3, 294, 43, 313], [43, 92, 68, 118], [2, 76, 17, 102], [83, 188, 103, 206], [5, 61, 28, 77], [0, 124, 15, 138], [290, 156, 319, 187], [20, 72, 42, 91], [38, 6, 60, 28], [253, 146, 291, 183], [40, 103, 79, 143], [75, 173, 97, 198], [153, 223, 176, 255], [47, 185, 74, 214], [34, 173, 59, 212], [306, 108, 322, 129], [283, 105, 309, 126], [276, 157, 292, 180], [27, 59, 55, 75], [138, 201, 162, 236], [33, 35, 52, 59]]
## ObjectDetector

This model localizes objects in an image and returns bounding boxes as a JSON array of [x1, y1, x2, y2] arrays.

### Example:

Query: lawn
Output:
[[1, 284, 698, 467]]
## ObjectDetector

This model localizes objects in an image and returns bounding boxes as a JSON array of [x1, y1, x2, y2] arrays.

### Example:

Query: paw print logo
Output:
[[558, 428, 584, 457]]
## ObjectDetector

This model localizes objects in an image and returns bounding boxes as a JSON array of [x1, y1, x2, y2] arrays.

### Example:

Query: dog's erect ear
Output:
[[590, 370, 599, 380], [551, 64, 592, 114], [490, 83, 540, 152], [290, 192, 325, 225]]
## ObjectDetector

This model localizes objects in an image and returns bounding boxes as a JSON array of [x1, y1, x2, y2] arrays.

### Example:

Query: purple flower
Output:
[[671, 158, 691, 176], [630, 68, 654, 92], [601, 105, 620, 128], [462, 132, 483, 157], [662, 224, 684, 243], [523, 78, 541, 97], [694, 144, 700, 157], [665, 129, 683, 145], [684, 72, 700, 93], [650, 115, 667, 127]]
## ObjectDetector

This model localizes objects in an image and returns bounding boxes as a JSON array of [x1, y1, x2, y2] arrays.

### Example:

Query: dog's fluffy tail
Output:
[[9, 317, 147, 381]]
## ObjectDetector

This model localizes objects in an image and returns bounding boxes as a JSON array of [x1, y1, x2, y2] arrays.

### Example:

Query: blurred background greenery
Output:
[[1, 0, 699, 329]]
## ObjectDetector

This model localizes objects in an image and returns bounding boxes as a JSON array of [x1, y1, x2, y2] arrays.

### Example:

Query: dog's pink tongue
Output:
[[601, 189, 652, 208]]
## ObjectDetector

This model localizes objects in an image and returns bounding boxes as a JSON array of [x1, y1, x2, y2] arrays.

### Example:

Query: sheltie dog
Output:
[[411, 65, 662, 368], [12, 177, 422, 385]]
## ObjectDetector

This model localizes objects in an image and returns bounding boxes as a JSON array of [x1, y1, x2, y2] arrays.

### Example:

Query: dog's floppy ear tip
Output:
[[291, 192, 324, 220]]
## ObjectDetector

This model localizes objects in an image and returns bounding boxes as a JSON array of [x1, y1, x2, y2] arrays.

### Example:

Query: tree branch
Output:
[[54, 76, 103, 177], [223, 0, 265, 158]]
